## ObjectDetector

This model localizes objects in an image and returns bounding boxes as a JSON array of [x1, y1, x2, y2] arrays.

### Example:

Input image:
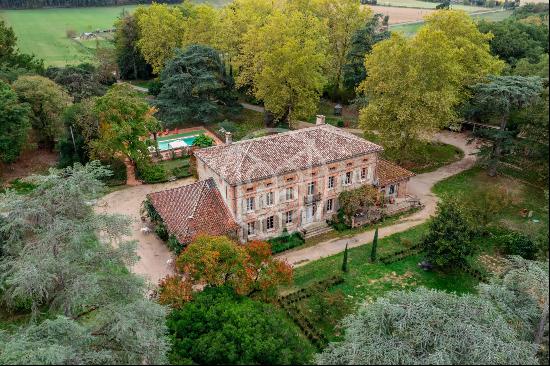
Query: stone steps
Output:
[[302, 221, 333, 239]]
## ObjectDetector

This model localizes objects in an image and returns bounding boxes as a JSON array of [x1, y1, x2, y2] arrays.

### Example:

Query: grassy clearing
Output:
[[373, 0, 487, 11], [156, 129, 207, 141], [433, 166, 549, 236], [214, 108, 269, 141], [286, 224, 478, 340], [363, 132, 464, 174]]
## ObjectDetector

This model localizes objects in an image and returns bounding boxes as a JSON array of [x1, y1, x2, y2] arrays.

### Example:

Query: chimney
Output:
[[225, 131, 233, 145], [316, 115, 326, 125]]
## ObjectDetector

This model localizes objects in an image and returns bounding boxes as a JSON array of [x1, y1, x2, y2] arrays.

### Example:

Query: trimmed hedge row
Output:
[[379, 243, 423, 265], [277, 275, 344, 349], [268, 232, 305, 254]]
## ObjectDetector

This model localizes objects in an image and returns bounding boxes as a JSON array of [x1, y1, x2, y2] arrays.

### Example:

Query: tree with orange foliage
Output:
[[158, 235, 292, 307]]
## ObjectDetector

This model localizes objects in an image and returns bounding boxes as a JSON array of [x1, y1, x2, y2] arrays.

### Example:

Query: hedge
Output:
[[268, 232, 305, 254]]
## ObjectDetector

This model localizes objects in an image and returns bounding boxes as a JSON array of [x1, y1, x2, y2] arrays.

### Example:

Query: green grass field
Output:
[[0, 1, 231, 67], [390, 9, 514, 36], [376, 0, 487, 11]]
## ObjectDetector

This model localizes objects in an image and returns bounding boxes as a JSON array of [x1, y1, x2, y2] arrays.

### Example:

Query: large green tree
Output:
[[342, 13, 390, 91], [167, 286, 313, 365], [470, 75, 543, 176], [316, 287, 539, 365], [478, 18, 548, 67], [358, 11, 502, 151], [12, 75, 72, 148], [114, 12, 152, 80], [0, 20, 43, 72], [155, 45, 239, 126], [45, 63, 108, 102], [236, 8, 329, 126], [0, 80, 30, 164], [422, 197, 475, 268], [91, 84, 160, 164], [0, 162, 169, 364]]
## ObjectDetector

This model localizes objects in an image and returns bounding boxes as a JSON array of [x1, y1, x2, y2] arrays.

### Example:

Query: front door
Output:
[[306, 203, 316, 223]]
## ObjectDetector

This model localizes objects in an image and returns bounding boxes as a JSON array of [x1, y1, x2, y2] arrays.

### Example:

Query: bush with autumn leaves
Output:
[[158, 235, 293, 307]]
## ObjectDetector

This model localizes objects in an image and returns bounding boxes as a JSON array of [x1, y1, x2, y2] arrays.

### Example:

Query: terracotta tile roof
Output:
[[194, 124, 383, 186], [376, 159, 415, 187], [147, 178, 238, 244]]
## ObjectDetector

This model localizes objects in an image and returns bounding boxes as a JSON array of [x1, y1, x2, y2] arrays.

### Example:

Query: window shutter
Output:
[[241, 199, 246, 214], [262, 218, 267, 232], [254, 220, 259, 234], [258, 195, 263, 209], [242, 226, 248, 241], [279, 190, 285, 202]]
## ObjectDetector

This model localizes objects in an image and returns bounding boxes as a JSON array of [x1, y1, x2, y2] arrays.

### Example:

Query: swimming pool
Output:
[[156, 136, 197, 151]]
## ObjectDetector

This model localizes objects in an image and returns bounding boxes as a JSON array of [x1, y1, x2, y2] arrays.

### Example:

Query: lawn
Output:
[[285, 224, 479, 341], [363, 131, 464, 174], [214, 108, 271, 141], [0, 1, 231, 66]]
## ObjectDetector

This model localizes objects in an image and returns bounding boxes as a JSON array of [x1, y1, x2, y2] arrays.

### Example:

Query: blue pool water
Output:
[[157, 136, 197, 151]]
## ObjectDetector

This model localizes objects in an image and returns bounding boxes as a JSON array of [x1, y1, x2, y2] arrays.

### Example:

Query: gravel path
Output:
[[275, 131, 480, 267], [95, 178, 196, 284]]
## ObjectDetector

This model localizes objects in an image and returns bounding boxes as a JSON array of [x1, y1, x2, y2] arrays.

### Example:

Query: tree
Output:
[[342, 13, 390, 91], [370, 227, 378, 262], [136, 3, 186, 74], [358, 11, 502, 151], [316, 287, 539, 365], [180, 3, 222, 49], [160, 235, 292, 306], [44, 63, 108, 102], [470, 76, 543, 176], [478, 257, 549, 363], [477, 18, 548, 66], [338, 184, 379, 221], [235, 9, 329, 126], [155, 45, 239, 126], [114, 12, 152, 80], [342, 244, 349, 272], [0, 80, 30, 164], [0, 20, 43, 72], [0, 162, 169, 364], [166, 286, 313, 365], [513, 54, 549, 78], [12, 75, 72, 148], [310, 0, 372, 96], [422, 198, 475, 268], [90, 84, 160, 164]]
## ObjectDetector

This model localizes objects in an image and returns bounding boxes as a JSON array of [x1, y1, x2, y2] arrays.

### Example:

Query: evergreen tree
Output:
[[114, 12, 152, 80], [0, 80, 30, 164], [155, 45, 239, 126], [370, 227, 378, 263], [342, 244, 349, 272]]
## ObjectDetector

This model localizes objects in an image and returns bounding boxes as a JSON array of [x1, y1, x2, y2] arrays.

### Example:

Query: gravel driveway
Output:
[[276, 131, 481, 267], [95, 177, 196, 284]]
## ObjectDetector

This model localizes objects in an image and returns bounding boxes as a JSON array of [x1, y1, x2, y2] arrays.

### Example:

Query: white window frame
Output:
[[328, 176, 334, 189], [265, 191, 274, 206], [326, 198, 333, 212], [286, 187, 294, 201], [344, 172, 352, 185], [247, 222, 255, 236], [389, 184, 396, 195], [246, 197, 255, 212], [266, 216, 274, 230], [285, 211, 293, 224], [307, 182, 315, 195]]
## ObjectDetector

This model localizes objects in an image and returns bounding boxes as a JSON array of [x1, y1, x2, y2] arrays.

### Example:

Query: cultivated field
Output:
[[369, 5, 436, 24], [366, 0, 487, 11]]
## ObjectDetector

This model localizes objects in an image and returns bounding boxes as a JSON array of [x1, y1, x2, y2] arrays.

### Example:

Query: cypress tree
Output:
[[371, 227, 378, 263], [342, 244, 349, 272]]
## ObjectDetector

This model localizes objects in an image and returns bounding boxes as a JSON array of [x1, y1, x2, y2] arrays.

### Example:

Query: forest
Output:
[[0, 0, 179, 10]]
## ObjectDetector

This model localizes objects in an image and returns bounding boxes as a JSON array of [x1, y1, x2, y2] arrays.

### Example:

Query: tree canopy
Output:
[[358, 10, 502, 151], [166, 286, 313, 365], [155, 45, 238, 126], [236, 8, 328, 125], [0, 80, 30, 164], [12, 75, 72, 148], [44, 63, 108, 102], [316, 287, 539, 365], [90, 84, 160, 164], [0, 162, 169, 364], [114, 12, 152, 80]]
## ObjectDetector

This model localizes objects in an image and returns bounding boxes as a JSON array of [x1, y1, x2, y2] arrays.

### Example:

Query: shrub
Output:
[[192, 133, 214, 148], [218, 119, 237, 133], [167, 234, 185, 254], [101, 158, 127, 186], [328, 209, 351, 231], [498, 232, 538, 259], [66, 28, 76, 38], [155, 223, 169, 241], [268, 231, 305, 253], [148, 79, 162, 96], [136, 161, 167, 184], [172, 165, 191, 179]]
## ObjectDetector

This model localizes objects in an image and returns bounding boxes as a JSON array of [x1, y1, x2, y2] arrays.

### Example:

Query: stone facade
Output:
[[194, 120, 414, 241]]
